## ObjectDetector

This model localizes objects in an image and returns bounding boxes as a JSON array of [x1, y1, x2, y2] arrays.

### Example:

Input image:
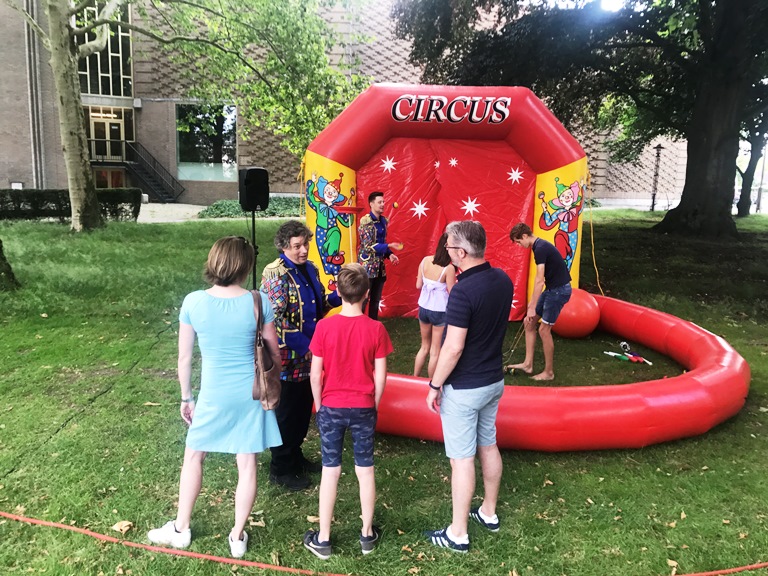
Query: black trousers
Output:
[[367, 275, 386, 320], [269, 378, 314, 476]]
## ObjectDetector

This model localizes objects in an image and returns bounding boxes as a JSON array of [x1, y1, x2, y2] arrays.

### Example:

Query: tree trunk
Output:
[[44, 0, 102, 231], [0, 238, 20, 291], [736, 117, 768, 217], [654, 0, 750, 238]]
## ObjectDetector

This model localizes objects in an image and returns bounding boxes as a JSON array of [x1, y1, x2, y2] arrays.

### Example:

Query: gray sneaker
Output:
[[360, 525, 381, 554], [303, 529, 332, 560]]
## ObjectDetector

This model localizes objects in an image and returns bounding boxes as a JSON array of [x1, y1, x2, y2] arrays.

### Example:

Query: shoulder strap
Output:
[[437, 266, 447, 281], [251, 290, 264, 342]]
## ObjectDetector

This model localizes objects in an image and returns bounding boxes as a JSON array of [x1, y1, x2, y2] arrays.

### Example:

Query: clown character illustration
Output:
[[306, 172, 352, 278], [539, 177, 585, 270]]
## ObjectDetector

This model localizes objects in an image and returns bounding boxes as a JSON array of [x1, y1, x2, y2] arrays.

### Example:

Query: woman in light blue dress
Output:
[[148, 236, 282, 558]]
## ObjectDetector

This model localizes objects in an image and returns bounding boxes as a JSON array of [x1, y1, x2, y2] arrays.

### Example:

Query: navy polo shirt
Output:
[[532, 238, 571, 289], [444, 262, 513, 389]]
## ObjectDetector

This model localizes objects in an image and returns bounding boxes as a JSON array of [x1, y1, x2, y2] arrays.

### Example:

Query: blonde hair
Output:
[[336, 263, 369, 304], [203, 236, 254, 286]]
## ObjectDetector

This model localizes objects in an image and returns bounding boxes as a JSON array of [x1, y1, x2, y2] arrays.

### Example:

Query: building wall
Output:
[[0, 0, 689, 209]]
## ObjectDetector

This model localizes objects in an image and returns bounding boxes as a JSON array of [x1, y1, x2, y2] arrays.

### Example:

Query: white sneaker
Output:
[[229, 530, 248, 558], [147, 520, 191, 549]]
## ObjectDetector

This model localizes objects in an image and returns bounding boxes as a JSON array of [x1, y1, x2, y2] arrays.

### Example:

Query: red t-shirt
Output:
[[309, 314, 393, 408]]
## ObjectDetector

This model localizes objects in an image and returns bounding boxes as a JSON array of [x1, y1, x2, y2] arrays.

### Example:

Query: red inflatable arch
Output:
[[303, 83, 588, 321]]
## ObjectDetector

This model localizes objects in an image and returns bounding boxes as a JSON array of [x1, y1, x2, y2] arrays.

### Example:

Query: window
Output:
[[176, 104, 237, 182], [78, 7, 132, 97]]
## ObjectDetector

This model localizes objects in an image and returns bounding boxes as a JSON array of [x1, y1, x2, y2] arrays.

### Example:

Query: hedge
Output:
[[0, 188, 142, 222]]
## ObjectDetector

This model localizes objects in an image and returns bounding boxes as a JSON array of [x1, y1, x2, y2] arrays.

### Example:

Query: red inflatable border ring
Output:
[[376, 295, 750, 451]]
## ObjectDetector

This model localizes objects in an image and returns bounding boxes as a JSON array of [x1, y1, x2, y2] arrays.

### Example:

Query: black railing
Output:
[[125, 141, 185, 201], [87, 139, 185, 202]]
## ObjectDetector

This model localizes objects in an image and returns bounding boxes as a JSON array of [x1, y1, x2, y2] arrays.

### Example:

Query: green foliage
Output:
[[1, 213, 767, 574], [138, 0, 370, 156], [392, 0, 768, 162], [0, 188, 142, 222], [197, 197, 302, 219]]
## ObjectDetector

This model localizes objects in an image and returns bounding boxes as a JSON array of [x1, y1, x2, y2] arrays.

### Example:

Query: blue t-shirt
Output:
[[444, 262, 513, 389], [533, 238, 571, 289]]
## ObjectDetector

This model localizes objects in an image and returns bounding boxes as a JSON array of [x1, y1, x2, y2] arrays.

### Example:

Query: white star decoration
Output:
[[410, 199, 429, 219], [507, 167, 524, 184], [380, 156, 397, 173], [461, 196, 481, 216], [511, 297, 520, 309], [449, 157, 458, 167], [378, 298, 386, 312], [434, 160, 440, 169]]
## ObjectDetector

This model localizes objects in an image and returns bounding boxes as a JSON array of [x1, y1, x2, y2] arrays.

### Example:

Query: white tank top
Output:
[[417, 262, 449, 312]]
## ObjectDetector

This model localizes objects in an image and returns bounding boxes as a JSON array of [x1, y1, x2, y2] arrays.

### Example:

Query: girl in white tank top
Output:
[[414, 233, 456, 378]]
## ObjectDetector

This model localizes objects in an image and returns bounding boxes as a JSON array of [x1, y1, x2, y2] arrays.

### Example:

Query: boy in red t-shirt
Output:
[[303, 263, 393, 559]]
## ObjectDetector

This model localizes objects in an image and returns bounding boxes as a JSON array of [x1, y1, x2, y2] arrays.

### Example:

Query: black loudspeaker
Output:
[[238, 167, 269, 211]]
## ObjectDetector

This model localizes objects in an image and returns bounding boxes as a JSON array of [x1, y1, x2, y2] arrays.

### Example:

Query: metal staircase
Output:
[[88, 140, 185, 203]]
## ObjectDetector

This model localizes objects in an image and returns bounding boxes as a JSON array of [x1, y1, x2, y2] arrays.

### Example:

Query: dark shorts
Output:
[[418, 306, 446, 327], [535, 284, 572, 325], [316, 406, 377, 467]]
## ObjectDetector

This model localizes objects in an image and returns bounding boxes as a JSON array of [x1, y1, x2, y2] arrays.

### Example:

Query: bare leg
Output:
[[318, 466, 341, 542], [413, 321, 432, 377], [231, 453, 258, 541], [508, 319, 538, 374], [532, 322, 555, 380], [449, 456, 475, 538], [477, 444, 502, 517], [355, 465, 376, 537], [175, 448, 207, 530], [427, 325, 445, 378]]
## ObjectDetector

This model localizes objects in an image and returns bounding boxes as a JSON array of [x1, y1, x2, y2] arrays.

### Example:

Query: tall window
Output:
[[176, 105, 237, 182], [78, 7, 132, 97]]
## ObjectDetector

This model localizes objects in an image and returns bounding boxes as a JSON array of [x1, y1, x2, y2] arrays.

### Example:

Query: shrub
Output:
[[198, 196, 302, 219], [0, 188, 142, 222]]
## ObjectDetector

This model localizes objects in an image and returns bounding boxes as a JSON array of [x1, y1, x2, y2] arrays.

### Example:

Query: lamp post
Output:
[[650, 144, 664, 212]]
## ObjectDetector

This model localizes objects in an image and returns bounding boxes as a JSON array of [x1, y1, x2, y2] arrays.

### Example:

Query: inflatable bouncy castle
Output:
[[302, 84, 588, 321]]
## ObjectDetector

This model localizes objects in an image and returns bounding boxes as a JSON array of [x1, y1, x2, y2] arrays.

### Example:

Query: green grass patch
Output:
[[1, 212, 767, 576]]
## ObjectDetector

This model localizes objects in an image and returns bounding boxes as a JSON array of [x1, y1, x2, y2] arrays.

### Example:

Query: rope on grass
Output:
[[0, 510, 346, 576], [2, 509, 767, 576]]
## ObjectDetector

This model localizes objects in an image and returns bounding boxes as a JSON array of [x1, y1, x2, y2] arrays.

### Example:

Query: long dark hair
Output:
[[432, 232, 451, 267]]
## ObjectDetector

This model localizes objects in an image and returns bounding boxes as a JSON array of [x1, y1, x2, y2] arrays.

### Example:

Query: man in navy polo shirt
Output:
[[508, 222, 572, 381], [424, 220, 513, 553]]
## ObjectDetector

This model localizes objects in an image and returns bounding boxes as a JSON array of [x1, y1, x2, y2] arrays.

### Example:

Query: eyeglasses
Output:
[[444, 244, 462, 251]]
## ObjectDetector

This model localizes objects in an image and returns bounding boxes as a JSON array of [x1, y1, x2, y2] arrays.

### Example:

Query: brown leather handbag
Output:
[[251, 290, 281, 410]]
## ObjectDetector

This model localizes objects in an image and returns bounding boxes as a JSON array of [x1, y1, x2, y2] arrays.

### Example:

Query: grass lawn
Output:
[[0, 211, 766, 576]]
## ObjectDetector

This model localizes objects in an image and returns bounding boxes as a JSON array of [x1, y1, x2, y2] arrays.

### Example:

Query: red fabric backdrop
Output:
[[356, 138, 534, 321]]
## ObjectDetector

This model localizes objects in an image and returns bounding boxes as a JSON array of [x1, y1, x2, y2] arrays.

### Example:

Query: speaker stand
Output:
[[249, 210, 259, 290]]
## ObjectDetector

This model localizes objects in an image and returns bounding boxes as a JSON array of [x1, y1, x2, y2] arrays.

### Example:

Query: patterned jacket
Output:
[[358, 212, 392, 278], [260, 254, 341, 381]]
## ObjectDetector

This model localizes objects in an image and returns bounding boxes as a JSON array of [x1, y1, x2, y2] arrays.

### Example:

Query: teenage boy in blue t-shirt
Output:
[[508, 222, 572, 381]]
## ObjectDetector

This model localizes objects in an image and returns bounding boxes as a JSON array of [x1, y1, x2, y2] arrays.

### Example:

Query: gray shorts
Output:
[[439, 380, 505, 459]]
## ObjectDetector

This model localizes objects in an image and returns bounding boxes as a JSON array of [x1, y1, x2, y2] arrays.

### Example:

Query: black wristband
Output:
[[428, 381, 440, 391]]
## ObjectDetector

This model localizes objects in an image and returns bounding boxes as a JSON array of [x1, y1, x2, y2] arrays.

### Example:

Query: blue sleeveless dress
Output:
[[179, 290, 282, 454]]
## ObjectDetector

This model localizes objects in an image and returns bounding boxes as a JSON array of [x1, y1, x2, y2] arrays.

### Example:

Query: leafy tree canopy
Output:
[[392, 0, 768, 162]]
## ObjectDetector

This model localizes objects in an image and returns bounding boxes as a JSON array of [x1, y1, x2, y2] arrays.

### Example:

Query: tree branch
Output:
[[99, 21, 274, 89], [2, 0, 50, 49], [75, 0, 129, 57], [68, 0, 96, 17]]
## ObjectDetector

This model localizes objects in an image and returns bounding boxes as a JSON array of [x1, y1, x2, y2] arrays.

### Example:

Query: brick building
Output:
[[0, 0, 685, 208]]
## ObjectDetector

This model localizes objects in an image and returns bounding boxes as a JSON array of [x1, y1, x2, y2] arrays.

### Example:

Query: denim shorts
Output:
[[536, 284, 572, 325], [418, 306, 446, 327], [439, 380, 504, 459], [316, 406, 377, 467]]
